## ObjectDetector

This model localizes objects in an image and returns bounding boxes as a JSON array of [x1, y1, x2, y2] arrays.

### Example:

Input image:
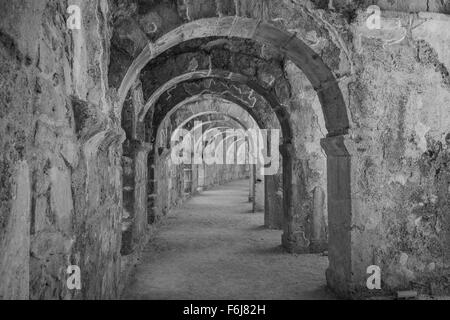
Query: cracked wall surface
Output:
[[0, 0, 125, 299], [344, 10, 450, 296]]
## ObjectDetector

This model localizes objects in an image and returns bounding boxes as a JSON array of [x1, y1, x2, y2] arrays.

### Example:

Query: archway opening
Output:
[[123, 94, 336, 299], [116, 16, 351, 297], [148, 95, 283, 228]]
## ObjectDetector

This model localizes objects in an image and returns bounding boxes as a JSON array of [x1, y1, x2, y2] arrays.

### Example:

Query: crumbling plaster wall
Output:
[[342, 10, 450, 296], [272, 2, 450, 296], [0, 0, 129, 299]]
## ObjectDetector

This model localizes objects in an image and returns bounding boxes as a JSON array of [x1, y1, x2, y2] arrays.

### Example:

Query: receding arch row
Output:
[[156, 95, 262, 143], [139, 69, 286, 121], [157, 115, 252, 152], [140, 69, 291, 144], [145, 87, 285, 223], [119, 16, 349, 136], [156, 99, 265, 163], [173, 112, 256, 132], [155, 98, 260, 161], [153, 93, 278, 172], [145, 78, 284, 144], [139, 38, 291, 106]]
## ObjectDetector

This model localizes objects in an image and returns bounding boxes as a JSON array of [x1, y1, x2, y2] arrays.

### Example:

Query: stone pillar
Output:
[[147, 151, 157, 224], [121, 147, 135, 255], [309, 186, 327, 253], [191, 157, 199, 195], [183, 165, 193, 194], [249, 164, 255, 203], [197, 163, 205, 192], [263, 132, 283, 229], [320, 135, 354, 298], [0, 161, 31, 300], [255, 170, 264, 212], [132, 142, 152, 246], [280, 143, 311, 253], [264, 174, 283, 230], [121, 140, 151, 255]]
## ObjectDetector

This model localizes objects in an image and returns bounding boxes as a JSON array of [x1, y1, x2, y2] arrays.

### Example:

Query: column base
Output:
[[281, 232, 310, 254], [326, 267, 379, 299], [326, 267, 351, 299]]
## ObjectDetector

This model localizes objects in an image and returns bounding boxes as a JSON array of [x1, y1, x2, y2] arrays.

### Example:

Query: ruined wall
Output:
[[0, 0, 37, 298], [270, 2, 450, 296], [312, 0, 450, 14], [0, 0, 129, 299], [342, 10, 450, 296]]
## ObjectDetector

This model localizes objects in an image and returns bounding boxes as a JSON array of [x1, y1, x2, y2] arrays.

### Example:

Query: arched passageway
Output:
[[116, 15, 351, 296], [2, 0, 449, 300], [151, 96, 281, 225]]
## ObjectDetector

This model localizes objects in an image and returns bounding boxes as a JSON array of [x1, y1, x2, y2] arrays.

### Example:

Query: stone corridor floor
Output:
[[122, 179, 336, 300]]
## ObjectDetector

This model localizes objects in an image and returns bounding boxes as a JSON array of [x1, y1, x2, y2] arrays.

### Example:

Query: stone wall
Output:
[[0, 0, 127, 299], [269, 2, 450, 296], [342, 10, 450, 296]]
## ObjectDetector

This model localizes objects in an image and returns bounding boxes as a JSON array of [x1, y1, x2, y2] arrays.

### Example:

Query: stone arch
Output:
[[137, 38, 294, 125], [139, 69, 286, 122], [163, 116, 249, 198], [166, 111, 253, 132], [118, 17, 349, 136], [157, 96, 259, 133], [145, 78, 284, 143]]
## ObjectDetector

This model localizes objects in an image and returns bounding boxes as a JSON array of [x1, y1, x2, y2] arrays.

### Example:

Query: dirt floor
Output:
[[122, 179, 336, 300]]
